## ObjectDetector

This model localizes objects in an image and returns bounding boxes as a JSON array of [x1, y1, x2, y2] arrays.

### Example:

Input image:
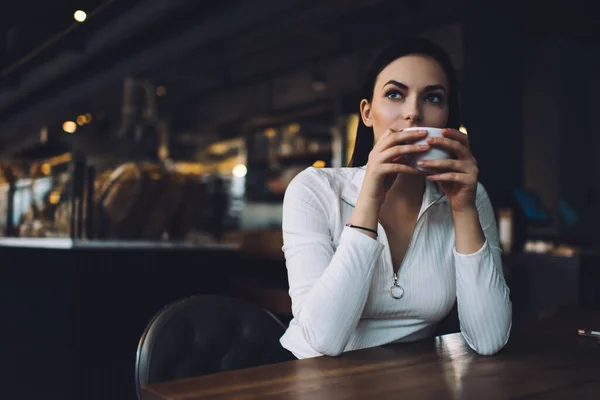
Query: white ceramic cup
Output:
[[403, 127, 453, 172]]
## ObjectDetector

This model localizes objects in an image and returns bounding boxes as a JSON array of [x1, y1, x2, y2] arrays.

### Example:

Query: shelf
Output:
[[0, 237, 240, 251]]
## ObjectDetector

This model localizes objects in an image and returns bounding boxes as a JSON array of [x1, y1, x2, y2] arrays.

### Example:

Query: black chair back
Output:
[[434, 300, 460, 336], [135, 295, 286, 398]]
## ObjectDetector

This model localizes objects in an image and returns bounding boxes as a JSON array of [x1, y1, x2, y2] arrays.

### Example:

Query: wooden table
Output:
[[142, 310, 600, 399]]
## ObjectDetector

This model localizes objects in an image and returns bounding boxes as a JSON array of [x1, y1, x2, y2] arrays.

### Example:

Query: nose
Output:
[[403, 96, 422, 126]]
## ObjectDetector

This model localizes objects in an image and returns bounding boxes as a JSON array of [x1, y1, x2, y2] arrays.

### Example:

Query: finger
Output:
[[376, 129, 428, 151], [380, 163, 423, 175], [442, 128, 470, 149], [426, 172, 476, 185], [426, 136, 472, 160], [417, 158, 474, 173], [379, 143, 430, 163]]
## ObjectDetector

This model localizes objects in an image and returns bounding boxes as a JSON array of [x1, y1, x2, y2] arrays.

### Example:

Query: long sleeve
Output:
[[453, 183, 512, 355], [282, 169, 384, 356]]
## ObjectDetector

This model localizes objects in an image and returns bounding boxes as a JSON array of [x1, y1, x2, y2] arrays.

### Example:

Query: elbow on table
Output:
[[299, 321, 346, 356], [472, 340, 507, 356], [304, 332, 346, 357], [311, 341, 345, 357], [467, 323, 512, 356]]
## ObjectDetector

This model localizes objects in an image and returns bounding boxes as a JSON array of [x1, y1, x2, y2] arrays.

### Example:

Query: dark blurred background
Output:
[[0, 0, 598, 399]]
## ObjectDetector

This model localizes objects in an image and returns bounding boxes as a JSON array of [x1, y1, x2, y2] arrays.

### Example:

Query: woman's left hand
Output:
[[417, 129, 478, 213]]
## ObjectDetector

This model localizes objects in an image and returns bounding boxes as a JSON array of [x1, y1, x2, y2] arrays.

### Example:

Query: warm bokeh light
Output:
[[49, 191, 61, 205], [232, 164, 247, 177], [312, 160, 326, 168], [156, 86, 167, 97], [264, 128, 276, 138], [62, 121, 77, 133], [459, 125, 468, 135], [158, 145, 169, 161], [77, 114, 91, 125], [288, 123, 300, 135], [41, 163, 51, 175], [40, 126, 48, 144], [209, 142, 229, 156], [74, 10, 87, 22]]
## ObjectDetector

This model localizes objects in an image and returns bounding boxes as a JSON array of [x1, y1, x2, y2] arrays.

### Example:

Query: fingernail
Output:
[[417, 161, 425, 166], [420, 144, 429, 149], [427, 138, 434, 144]]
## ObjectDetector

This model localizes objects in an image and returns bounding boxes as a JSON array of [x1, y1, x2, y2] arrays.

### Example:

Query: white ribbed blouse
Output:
[[279, 166, 512, 359]]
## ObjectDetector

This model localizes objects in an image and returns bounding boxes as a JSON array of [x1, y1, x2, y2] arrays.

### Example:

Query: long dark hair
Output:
[[349, 37, 461, 167]]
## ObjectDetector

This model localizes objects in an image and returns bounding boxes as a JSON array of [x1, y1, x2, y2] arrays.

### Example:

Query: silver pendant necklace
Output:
[[390, 272, 404, 299]]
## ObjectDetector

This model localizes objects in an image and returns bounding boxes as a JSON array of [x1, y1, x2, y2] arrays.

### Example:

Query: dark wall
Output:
[[522, 40, 562, 213], [522, 38, 600, 247], [462, 0, 600, 250], [558, 41, 595, 245], [594, 73, 600, 249], [462, 0, 523, 208]]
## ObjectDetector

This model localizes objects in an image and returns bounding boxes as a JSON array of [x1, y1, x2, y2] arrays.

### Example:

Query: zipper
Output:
[[391, 194, 445, 281], [342, 193, 446, 293]]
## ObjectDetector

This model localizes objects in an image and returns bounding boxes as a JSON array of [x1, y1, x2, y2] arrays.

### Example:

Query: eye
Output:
[[385, 89, 403, 100], [425, 93, 444, 104]]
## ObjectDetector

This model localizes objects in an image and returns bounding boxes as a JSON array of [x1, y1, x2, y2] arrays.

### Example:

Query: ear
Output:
[[360, 99, 373, 128]]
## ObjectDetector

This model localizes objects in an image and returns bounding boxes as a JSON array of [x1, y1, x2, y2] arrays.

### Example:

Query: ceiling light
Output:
[[74, 10, 87, 23], [63, 121, 77, 134]]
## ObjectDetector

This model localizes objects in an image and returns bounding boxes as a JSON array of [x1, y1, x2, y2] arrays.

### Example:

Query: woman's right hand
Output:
[[361, 128, 430, 208]]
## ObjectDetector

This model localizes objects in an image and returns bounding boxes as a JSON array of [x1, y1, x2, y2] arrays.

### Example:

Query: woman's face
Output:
[[360, 55, 450, 144]]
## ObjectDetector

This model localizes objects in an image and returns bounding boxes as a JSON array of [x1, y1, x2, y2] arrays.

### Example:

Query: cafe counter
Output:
[[0, 238, 245, 400]]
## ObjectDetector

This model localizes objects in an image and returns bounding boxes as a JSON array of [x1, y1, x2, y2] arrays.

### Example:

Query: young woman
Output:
[[278, 37, 512, 359]]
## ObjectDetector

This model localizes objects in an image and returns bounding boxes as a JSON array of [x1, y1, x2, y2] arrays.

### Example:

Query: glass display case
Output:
[[0, 153, 242, 245], [0, 112, 355, 244]]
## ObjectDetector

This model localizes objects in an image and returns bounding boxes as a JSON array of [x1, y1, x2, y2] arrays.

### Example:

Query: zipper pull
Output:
[[390, 272, 404, 300]]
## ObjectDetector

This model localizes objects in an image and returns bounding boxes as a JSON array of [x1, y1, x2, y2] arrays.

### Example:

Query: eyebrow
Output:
[[384, 80, 447, 92]]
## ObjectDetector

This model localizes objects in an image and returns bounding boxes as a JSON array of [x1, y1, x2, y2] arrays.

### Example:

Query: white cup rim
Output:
[[403, 127, 443, 132]]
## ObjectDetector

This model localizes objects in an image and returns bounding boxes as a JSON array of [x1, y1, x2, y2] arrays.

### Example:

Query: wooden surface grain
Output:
[[142, 310, 600, 399]]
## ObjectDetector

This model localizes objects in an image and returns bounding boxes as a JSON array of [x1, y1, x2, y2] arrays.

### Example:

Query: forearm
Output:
[[454, 244, 512, 355], [452, 206, 485, 254], [283, 168, 385, 356], [452, 204, 512, 355], [290, 228, 382, 356]]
